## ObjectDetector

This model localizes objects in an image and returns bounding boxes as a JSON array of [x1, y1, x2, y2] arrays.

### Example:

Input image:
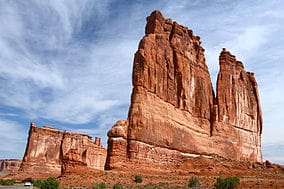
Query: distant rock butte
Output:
[[20, 123, 106, 175], [0, 159, 21, 172], [105, 10, 262, 171]]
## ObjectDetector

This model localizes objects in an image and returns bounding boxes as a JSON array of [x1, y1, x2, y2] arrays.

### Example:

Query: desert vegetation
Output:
[[0, 178, 16, 186], [92, 182, 106, 189], [188, 176, 201, 188], [213, 176, 240, 189], [32, 177, 59, 189], [134, 175, 143, 183], [112, 183, 123, 189]]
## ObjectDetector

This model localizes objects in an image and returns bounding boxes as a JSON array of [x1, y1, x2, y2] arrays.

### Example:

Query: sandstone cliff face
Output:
[[106, 10, 263, 170], [212, 48, 262, 162], [20, 123, 106, 175], [0, 159, 21, 172]]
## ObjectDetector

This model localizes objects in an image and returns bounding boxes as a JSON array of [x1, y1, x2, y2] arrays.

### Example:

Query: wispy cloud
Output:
[[0, 0, 131, 124], [221, 26, 269, 62]]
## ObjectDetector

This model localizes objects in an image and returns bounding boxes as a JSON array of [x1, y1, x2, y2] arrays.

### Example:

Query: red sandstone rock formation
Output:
[[106, 10, 263, 170], [20, 123, 106, 175], [0, 159, 21, 172], [212, 48, 262, 162]]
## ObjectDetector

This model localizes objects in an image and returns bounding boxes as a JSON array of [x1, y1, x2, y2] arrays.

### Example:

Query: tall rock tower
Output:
[[212, 48, 262, 162], [106, 10, 262, 171]]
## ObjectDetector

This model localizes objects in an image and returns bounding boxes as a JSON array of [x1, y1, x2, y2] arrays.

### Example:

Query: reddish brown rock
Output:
[[0, 159, 21, 172], [212, 48, 262, 162], [105, 120, 128, 170], [20, 123, 107, 175], [106, 10, 263, 171], [61, 149, 87, 173]]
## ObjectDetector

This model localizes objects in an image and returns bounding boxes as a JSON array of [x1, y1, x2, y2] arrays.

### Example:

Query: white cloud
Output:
[[0, 0, 125, 124], [221, 26, 269, 62], [42, 90, 119, 124], [0, 119, 27, 159]]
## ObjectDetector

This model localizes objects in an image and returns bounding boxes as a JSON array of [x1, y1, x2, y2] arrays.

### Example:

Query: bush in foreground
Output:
[[188, 176, 200, 188], [214, 176, 240, 189], [41, 177, 59, 189], [92, 182, 106, 189], [33, 177, 59, 189], [134, 175, 143, 183], [33, 179, 44, 188], [0, 179, 16, 186], [113, 183, 122, 189]]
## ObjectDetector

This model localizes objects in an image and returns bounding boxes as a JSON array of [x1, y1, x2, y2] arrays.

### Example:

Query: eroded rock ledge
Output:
[[106, 10, 262, 171]]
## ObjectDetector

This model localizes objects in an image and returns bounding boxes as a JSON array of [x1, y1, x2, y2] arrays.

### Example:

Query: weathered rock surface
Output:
[[105, 120, 128, 170], [106, 10, 263, 170], [20, 123, 107, 175], [0, 159, 21, 172], [212, 48, 262, 162]]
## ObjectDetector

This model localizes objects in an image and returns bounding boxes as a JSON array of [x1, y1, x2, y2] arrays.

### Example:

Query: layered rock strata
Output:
[[20, 123, 107, 175], [106, 10, 262, 170], [0, 159, 21, 172]]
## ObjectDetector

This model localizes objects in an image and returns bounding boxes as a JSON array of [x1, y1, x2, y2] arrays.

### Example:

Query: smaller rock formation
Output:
[[105, 120, 128, 170], [20, 123, 106, 175], [0, 159, 21, 172]]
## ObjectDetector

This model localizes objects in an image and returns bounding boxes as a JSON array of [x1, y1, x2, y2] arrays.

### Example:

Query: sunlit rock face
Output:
[[20, 123, 107, 175], [213, 48, 262, 162], [106, 10, 262, 171]]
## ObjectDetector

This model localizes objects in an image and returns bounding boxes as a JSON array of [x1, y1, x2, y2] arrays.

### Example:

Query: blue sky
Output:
[[0, 0, 283, 164]]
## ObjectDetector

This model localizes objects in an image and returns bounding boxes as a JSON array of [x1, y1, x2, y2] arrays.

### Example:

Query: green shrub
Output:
[[214, 176, 240, 189], [33, 179, 44, 188], [134, 175, 143, 183], [40, 177, 59, 189], [1, 179, 16, 186], [93, 182, 106, 189], [113, 183, 122, 189], [188, 176, 200, 188]]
